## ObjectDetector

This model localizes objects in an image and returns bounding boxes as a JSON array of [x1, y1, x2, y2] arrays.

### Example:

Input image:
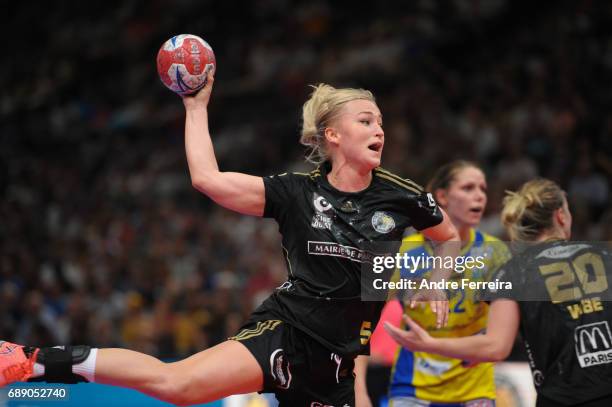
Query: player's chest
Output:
[[298, 190, 407, 242]]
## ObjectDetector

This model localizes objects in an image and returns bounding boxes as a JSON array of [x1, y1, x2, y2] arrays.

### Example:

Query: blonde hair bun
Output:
[[501, 179, 565, 241]]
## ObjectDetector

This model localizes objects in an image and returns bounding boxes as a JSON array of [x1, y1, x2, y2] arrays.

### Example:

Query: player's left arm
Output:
[[182, 71, 266, 217], [385, 298, 520, 362]]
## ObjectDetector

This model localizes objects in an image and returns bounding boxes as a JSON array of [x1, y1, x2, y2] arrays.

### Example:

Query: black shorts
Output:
[[229, 319, 355, 407]]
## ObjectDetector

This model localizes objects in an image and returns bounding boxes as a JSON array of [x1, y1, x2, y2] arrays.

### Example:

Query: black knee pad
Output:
[[29, 345, 91, 384]]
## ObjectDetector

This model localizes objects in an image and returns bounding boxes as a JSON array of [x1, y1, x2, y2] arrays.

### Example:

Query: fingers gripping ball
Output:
[[156, 34, 216, 95]]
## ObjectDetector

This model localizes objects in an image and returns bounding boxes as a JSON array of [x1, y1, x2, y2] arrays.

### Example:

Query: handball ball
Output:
[[156, 34, 216, 95]]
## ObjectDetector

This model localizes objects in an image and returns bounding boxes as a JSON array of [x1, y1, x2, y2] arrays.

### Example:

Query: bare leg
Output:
[[94, 340, 263, 406]]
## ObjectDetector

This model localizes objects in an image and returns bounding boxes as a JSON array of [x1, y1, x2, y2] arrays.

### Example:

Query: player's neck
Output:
[[535, 220, 569, 242], [535, 231, 566, 242], [327, 162, 372, 193]]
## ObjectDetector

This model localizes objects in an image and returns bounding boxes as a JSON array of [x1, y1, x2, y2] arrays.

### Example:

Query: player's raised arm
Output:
[[182, 70, 265, 216]]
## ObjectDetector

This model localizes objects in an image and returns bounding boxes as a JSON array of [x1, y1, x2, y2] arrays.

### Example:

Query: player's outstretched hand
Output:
[[384, 314, 434, 352], [408, 289, 449, 328], [182, 68, 215, 111]]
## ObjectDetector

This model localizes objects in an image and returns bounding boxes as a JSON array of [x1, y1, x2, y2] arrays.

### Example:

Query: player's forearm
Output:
[[353, 355, 371, 405], [354, 355, 368, 388], [428, 334, 510, 362], [185, 107, 220, 188]]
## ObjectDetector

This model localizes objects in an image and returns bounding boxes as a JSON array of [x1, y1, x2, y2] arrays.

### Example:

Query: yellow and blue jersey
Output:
[[389, 229, 511, 403]]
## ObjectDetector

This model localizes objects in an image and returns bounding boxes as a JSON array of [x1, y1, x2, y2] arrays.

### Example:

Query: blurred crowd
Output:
[[1, 0, 611, 358]]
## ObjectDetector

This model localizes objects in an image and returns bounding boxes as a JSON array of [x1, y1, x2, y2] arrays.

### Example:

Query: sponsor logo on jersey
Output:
[[307, 241, 374, 264], [536, 243, 591, 260], [339, 199, 358, 213], [575, 321, 612, 367], [314, 194, 333, 212], [312, 193, 334, 230], [371, 211, 395, 234], [312, 214, 332, 230], [414, 355, 452, 376], [270, 348, 292, 389]]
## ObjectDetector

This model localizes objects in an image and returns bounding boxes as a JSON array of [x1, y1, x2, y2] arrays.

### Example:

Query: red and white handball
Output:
[[156, 34, 216, 95]]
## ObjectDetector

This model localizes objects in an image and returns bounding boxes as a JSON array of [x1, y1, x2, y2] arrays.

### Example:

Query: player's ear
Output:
[[324, 127, 340, 146], [434, 188, 448, 207], [554, 206, 567, 228]]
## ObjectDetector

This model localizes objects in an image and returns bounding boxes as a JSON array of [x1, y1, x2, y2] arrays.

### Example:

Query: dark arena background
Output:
[[1, 1, 611, 406]]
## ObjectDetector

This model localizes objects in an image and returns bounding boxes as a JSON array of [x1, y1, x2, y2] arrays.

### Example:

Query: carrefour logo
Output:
[[575, 321, 612, 368]]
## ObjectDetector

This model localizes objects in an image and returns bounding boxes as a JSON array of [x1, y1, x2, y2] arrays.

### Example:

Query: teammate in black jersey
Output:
[[0, 69, 460, 406], [386, 179, 612, 407]]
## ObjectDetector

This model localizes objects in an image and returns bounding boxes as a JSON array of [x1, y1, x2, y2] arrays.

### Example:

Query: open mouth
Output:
[[368, 142, 383, 152], [469, 207, 483, 214]]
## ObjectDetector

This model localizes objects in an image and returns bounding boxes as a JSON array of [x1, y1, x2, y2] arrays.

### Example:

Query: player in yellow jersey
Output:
[[387, 161, 510, 407]]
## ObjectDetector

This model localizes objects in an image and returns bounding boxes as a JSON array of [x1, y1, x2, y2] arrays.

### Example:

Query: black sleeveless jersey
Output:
[[251, 163, 443, 358], [490, 241, 612, 405]]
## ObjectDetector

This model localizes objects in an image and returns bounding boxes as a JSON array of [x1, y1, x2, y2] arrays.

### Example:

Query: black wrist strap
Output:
[[29, 345, 91, 384]]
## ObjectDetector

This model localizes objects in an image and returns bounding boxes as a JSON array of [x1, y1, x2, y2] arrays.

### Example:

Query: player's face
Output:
[[329, 99, 384, 170], [439, 167, 487, 229]]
